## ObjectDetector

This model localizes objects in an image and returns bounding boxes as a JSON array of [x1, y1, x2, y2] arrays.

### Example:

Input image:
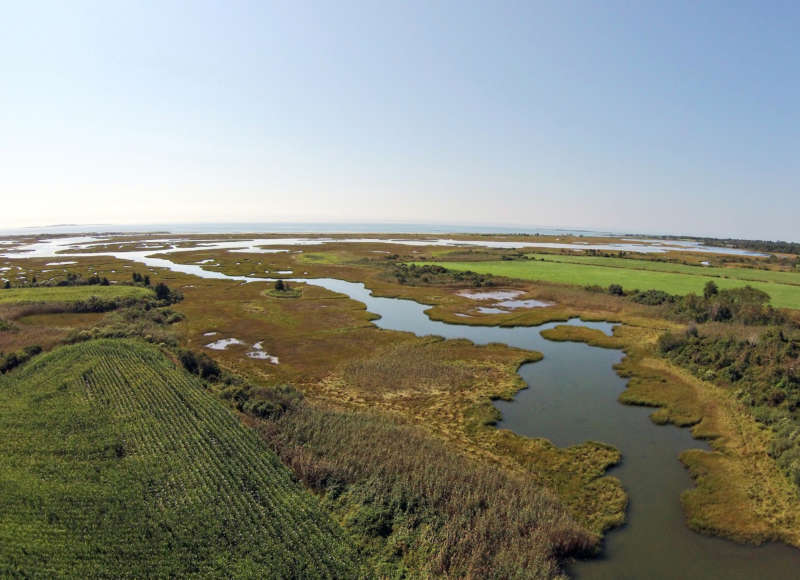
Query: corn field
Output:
[[0, 339, 360, 578]]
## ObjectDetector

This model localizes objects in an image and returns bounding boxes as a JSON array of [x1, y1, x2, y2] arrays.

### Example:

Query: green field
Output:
[[526, 253, 800, 286], [0, 339, 359, 577], [419, 260, 800, 309], [0, 285, 152, 304]]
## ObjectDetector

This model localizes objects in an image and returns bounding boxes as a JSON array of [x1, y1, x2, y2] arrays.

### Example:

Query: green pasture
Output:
[[418, 259, 800, 309]]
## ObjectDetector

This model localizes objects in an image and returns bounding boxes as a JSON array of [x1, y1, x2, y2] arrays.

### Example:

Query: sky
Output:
[[1, 1, 798, 240]]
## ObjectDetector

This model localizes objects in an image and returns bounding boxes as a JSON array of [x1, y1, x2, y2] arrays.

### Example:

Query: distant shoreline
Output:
[[0, 221, 652, 238]]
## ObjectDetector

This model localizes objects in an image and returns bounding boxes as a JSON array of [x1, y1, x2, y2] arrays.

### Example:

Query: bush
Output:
[[0, 344, 42, 373], [178, 349, 198, 374], [661, 327, 800, 489], [657, 332, 686, 354], [153, 282, 182, 304], [632, 285, 784, 325], [220, 383, 303, 420], [608, 284, 624, 296], [197, 353, 220, 380], [704, 280, 719, 298], [154, 282, 170, 301], [631, 289, 672, 305]]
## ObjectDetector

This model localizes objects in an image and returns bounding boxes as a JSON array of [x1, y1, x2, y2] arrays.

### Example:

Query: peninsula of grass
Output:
[[0, 285, 151, 304], [415, 260, 800, 309], [0, 339, 359, 577]]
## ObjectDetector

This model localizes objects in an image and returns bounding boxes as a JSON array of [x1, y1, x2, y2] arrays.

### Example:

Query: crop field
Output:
[[418, 259, 800, 309], [0, 339, 359, 578], [0, 285, 152, 304]]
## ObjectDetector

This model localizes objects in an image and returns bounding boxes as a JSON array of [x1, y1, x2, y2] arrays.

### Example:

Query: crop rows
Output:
[[0, 339, 359, 578]]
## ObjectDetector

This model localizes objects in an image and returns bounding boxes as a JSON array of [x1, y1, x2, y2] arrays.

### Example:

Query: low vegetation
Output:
[[390, 263, 495, 287], [0, 339, 360, 577], [0, 344, 42, 374], [64, 302, 185, 345]]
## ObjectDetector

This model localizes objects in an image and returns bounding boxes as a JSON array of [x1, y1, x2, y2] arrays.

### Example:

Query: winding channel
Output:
[[3, 238, 800, 578]]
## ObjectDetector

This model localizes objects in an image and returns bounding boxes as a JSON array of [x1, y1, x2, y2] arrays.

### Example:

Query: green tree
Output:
[[704, 280, 719, 299], [154, 282, 171, 301], [608, 284, 624, 296]]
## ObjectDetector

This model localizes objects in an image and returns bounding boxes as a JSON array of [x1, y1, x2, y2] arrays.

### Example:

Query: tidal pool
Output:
[[246, 342, 279, 363], [476, 306, 508, 314], [458, 289, 524, 300], [3, 237, 799, 578], [495, 298, 552, 309], [205, 338, 245, 350]]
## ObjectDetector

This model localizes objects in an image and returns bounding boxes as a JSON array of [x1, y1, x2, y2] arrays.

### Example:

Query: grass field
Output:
[[0, 339, 359, 578], [526, 253, 800, 286], [418, 260, 800, 309], [0, 285, 152, 304]]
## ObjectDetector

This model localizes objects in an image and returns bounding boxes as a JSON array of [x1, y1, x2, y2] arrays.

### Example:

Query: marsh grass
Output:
[[344, 342, 473, 394], [257, 398, 593, 578]]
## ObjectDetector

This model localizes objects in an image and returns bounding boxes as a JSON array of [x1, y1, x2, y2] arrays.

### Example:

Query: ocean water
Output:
[[0, 222, 620, 237]]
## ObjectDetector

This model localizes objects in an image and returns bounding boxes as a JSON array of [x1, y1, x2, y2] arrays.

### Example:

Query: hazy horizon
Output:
[[2, 2, 797, 239], [1, 219, 797, 243]]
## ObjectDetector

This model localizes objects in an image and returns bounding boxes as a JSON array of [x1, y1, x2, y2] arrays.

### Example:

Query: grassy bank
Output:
[[0, 339, 359, 577]]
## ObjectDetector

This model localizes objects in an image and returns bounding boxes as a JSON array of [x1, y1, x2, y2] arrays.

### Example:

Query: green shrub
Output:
[[0, 344, 42, 373]]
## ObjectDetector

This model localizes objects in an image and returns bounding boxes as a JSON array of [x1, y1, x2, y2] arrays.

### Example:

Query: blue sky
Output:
[[1, 1, 798, 240]]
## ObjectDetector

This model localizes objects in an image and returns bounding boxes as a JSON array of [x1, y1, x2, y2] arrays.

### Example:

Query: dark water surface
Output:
[[3, 241, 799, 578]]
